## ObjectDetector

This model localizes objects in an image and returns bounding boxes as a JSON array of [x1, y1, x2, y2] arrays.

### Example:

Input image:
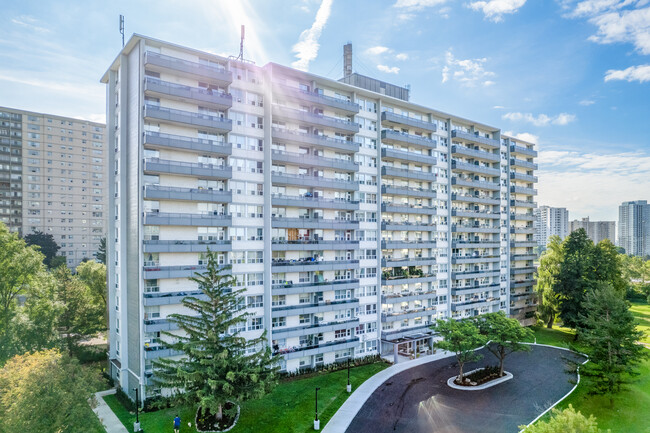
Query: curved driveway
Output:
[[346, 345, 585, 433]]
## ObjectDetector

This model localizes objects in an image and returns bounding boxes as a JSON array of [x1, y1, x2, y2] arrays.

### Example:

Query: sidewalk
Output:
[[92, 389, 129, 433], [321, 350, 454, 433]]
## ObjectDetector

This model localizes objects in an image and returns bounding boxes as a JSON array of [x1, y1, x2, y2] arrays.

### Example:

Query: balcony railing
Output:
[[381, 111, 437, 132], [144, 77, 232, 109], [143, 104, 232, 132], [451, 130, 500, 148], [143, 131, 231, 156], [144, 51, 231, 83], [272, 128, 359, 152]]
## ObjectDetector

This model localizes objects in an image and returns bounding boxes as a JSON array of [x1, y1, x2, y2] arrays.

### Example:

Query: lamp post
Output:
[[133, 387, 142, 432], [346, 358, 352, 393], [314, 387, 321, 430]]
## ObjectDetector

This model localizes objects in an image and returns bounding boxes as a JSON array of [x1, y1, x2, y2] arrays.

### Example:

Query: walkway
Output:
[[92, 389, 128, 433]]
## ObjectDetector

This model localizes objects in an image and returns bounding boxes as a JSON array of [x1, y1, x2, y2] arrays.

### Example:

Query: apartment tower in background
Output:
[[0, 106, 107, 267], [534, 205, 568, 247], [102, 35, 538, 400], [618, 200, 650, 256], [569, 217, 615, 245]]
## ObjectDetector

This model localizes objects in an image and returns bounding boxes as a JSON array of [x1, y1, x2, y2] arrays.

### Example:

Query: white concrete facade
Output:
[[101, 35, 538, 399], [534, 205, 568, 247]]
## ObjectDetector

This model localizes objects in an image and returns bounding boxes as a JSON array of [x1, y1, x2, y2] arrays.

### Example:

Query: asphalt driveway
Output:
[[346, 345, 586, 433]]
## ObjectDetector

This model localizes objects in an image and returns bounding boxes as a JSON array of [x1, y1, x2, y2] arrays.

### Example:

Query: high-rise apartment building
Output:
[[534, 206, 568, 247], [570, 217, 615, 245], [0, 106, 107, 267], [102, 35, 537, 399], [619, 200, 650, 256]]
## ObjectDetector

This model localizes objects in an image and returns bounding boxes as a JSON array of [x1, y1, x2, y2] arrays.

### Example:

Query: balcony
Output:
[[451, 284, 501, 296], [510, 185, 537, 195], [452, 269, 500, 279], [272, 128, 359, 152], [272, 239, 359, 251], [451, 209, 501, 219], [275, 337, 360, 361], [271, 318, 360, 340], [143, 263, 224, 279], [510, 226, 535, 234], [381, 129, 437, 148], [451, 160, 500, 176], [451, 193, 500, 205], [451, 224, 500, 234], [451, 130, 500, 148], [271, 194, 359, 210], [381, 185, 438, 199], [511, 280, 536, 289], [381, 203, 440, 215], [510, 158, 538, 170], [143, 239, 231, 253], [143, 157, 232, 179], [143, 131, 231, 156], [509, 144, 538, 157], [510, 200, 537, 209], [143, 104, 232, 132], [511, 254, 537, 261], [143, 289, 206, 307], [382, 290, 437, 304], [144, 77, 232, 110], [451, 254, 500, 264], [451, 297, 500, 311], [382, 257, 435, 267], [511, 266, 536, 275], [272, 172, 358, 191], [381, 274, 438, 285], [272, 216, 359, 230], [143, 211, 232, 227], [381, 221, 437, 231], [382, 306, 437, 322], [272, 105, 360, 134], [451, 239, 501, 248], [510, 213, 535, 221], [381, 147, 437, 164], [451, 177, 500, 191], [510, 241, 538, 248], [272, 83, 360, 113], [381, 111, 437, 132], [143, 51, 232, 84], [271, 258, 359, 272], [451, 145, 500, 162], [272, 278, 359, 296], [271, 298, 360, 317], [271, 149, 358, 171], [381, 166, 436, 181], [381, 239, 437, 249], [510, 172, 538, 183], [144, 185, 232, 203]]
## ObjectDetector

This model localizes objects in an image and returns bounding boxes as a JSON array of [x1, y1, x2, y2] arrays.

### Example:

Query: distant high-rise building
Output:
[[618, 200, 650, 256], [534, 206, 569, 246], [569, 217, 615, 245], [0, 107, 107, 268]]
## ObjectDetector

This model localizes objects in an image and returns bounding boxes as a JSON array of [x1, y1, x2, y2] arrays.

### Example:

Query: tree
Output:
[[96, 237, 106, 265], [519, 404, 605, 433], [0, 349, 100, 433], [578, 282, 647, 407], [153, 250, 278, 421], [535, 235, 563, 328], [475, 312, 534, 377], [592, 240, 627, 297], [53, 267, 104, 356], [75, 260, 107, 327], [0, 224, 45, 362], [431, 317, 487, 382], [23, 230, 60, 268]]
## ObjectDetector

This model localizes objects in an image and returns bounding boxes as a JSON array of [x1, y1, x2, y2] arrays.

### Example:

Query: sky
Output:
[[1, 0, 649, 222]]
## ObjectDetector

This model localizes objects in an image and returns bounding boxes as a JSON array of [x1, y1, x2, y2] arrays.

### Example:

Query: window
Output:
[[248, 317, 263, 331], [247, 295, 263, 308]]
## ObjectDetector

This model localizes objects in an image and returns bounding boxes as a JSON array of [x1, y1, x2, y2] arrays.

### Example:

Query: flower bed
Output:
[[447, 366, 513, 391]]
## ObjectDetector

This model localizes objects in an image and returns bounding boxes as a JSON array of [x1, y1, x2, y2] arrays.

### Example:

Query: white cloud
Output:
[[393, 0, 449, 10], [11, 15, 50, 33], [503, 112, 577, 126], [441, 49, 496, 87], [396, 53, 409, 60], [503, 130, 539, 144], [493, 105, 506, 109], [604, 64, 650, 82], [377, 64, 400, 74], [537, 149, 650, 220], [467, 0, 527, 22], [366, 46, 391, 55], [439, 6, 452, 18], [579, 99, 596, 105], [291, 0, 334, 71], [397, 13, 416, 20]]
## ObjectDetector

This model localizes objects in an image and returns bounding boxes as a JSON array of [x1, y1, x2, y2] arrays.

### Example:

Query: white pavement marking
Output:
[[322, 350, 454, 433], [92, 389, 129, 433]]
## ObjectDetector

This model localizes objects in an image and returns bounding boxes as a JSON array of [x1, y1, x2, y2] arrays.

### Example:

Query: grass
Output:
[[103, 361, 389, 433], [528, 308, 650, 433], [630, 301, 650, 345]]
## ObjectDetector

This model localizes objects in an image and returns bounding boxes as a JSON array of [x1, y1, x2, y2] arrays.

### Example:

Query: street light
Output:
[[133, 387, 142, 432], [314, 387, 321, 430], [347, 358, 352, 393]]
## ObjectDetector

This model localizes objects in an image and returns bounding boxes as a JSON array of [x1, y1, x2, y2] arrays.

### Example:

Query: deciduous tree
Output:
[[431, 317, 487, 382], [75, 260, 107, 326], [23, 230, 60, 268], [519, 404, 604, 433], [536, 235, 563, 328]]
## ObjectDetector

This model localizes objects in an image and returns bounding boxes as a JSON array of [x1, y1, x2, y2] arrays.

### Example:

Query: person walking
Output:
[[173, 414, 181, 433]]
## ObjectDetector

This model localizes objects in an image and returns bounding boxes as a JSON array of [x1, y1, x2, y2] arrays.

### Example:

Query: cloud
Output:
[[503, 130, 539, 144], [366, 46, 391, 55], [377, 65, 400, 74], [396, 53, 409, 60], [441, 49, 496, 87], [397, 13, 417, 20], [291, 0, 334, 71], [503, 112, 577, 126], [493, 105, 506, 109], [393, 0, 449, 10], [604, 64, 650, 82], [467, 0, 527, 22], [11, 15, 50, 34], [439, 6, 452, 18], [579, 99, 596, 105], [537, 149, 650, 220]]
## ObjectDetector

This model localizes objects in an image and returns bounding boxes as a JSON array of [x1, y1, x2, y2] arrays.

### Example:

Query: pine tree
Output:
[[153, 250, 278, 421]]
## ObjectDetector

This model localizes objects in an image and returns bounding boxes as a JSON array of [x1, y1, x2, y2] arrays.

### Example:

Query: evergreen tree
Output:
[[578, 282, 647, 407], [23, 230, 60, 268], [153, 250, 277, 420], [96, 237, 106, 265]]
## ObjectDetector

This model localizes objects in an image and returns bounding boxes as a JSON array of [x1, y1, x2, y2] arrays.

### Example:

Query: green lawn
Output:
[[631, 301, 650, 345], [529, 321, 650, 433], [103, 362, 389, 433]]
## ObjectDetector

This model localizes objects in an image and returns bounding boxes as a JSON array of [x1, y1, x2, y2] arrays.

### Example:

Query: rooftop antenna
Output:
[[119, 15, 125, 47], [237, 25, 245, 61], [343, 43, 352, 77]]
